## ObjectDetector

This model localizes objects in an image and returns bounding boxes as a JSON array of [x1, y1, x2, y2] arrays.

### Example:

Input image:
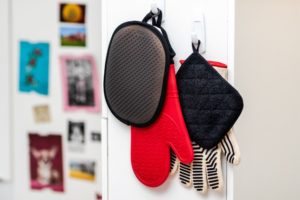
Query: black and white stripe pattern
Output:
[[192, 142, 207, 193], [205, 146, 223, 191], [220, 130, 240, 165], [170, 150, 179, 175], [180, 162, 192, 187]]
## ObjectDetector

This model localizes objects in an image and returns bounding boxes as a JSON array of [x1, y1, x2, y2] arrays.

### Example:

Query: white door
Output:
[[102, 0, 235, 199]]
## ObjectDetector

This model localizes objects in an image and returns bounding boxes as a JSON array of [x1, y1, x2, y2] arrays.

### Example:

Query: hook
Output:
[[150, 0, 165, 22], [151, 2, 159, 15], [191, 15, 206, 53], [191, 31, 199, 45]]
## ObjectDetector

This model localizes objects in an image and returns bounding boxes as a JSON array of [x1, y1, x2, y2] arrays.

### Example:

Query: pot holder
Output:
[[104, 9, 175, 127], [131, 64, 194, 187], [170, 62, 241, 194], [176, 41, 244, 149]]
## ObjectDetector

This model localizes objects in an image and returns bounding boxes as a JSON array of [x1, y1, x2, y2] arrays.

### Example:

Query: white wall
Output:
[[102, 0, 235, 199], [234, 0, 300, 200], [11, 0, 102, 200]]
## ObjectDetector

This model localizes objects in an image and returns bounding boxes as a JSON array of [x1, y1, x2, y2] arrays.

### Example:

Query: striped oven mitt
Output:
[[170, 61, 241, 193]]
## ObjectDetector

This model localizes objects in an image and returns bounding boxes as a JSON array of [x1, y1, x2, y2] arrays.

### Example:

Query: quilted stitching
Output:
[[176, 53, 243, 149]]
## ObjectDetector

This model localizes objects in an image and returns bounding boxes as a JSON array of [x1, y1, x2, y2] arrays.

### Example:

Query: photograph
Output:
[[33, 105, 51, 123], [68, 121, 85, 152], [91, 132, 101, 142], [19, 41, 50, 95], [60, 55, 100, 112], [60, 3, 86, 24], [69, 160, 96, 182], [28, 133, 64, 192], [60, 26, 86, 47]]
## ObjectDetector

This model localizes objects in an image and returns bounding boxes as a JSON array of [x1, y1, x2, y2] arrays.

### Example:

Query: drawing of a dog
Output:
[[31, 146, 60, 185]]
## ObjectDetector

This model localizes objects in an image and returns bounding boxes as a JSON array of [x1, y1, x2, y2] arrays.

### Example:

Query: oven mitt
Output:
[[131, 64, 194, 187], [176, 41, 243, 149], [171, 130, 240, 193], [104, 9, 175, 127], [170, 62, 241, 193]]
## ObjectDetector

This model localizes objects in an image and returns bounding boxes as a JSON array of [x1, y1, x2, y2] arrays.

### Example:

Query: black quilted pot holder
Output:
[[104, 9, 175, 127], [176, 41, 243, 149]]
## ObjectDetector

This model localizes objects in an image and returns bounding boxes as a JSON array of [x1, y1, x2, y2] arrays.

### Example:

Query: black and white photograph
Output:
[[68, 121, 85, 152], [91, 132, 101, 142], [61, 55, 100, 112]]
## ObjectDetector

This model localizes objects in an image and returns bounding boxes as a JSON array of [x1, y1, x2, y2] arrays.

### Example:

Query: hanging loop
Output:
[[142, 8, 162, 27], [192, 40, 201, 53]]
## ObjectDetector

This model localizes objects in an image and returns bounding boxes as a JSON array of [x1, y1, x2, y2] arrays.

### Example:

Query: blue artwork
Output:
[[19, 41, 50, 95]]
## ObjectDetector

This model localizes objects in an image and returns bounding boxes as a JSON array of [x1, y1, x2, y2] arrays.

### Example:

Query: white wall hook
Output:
[[191, 32, 198, 45], [151, 0, 165, 22], [151, 3, 159, 15], [192, 13, 206, 53]]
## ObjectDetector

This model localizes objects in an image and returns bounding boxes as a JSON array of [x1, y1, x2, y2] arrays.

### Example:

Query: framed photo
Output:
[[68, 121, 85, 152], [29, 133, 64, 192], [60, 55, 100, 112]]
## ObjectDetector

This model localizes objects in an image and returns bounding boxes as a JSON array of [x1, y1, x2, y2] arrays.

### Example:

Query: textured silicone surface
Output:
[[104, 22, 169, 126], [131, 65, 194, 187]]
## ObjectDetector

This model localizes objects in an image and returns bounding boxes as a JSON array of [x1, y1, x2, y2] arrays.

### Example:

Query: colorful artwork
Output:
[[33, 105, 51, 123], [60, 3, 86, 24], [60, 55, 100, 112], [69, 160, 96, 182], [68, 121, 85, 152], [19, 41, 50, 95], [29, 133, 64, 192], [60, 26, 86, 47]]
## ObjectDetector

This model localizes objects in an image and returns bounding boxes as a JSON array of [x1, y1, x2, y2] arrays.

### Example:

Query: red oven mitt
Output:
[[131, 64, 194, 187]]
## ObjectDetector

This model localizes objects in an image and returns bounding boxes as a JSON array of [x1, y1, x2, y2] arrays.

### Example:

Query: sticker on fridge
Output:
[[19, 41, 50, 95], [60, 55, 100, 112], [29, 133, 64, 192]]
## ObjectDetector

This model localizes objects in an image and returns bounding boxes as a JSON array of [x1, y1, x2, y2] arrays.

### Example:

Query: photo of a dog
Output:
[[31, 146, 60, 185], [29, 133, 64, 192]]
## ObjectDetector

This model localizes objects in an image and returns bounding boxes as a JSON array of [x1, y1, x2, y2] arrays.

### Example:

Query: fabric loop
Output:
[[142, 9, 162, 27], [142, 9, 175, 62], [192, 40, 201, 53]]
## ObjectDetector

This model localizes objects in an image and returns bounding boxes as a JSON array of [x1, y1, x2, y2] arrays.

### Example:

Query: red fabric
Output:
[[131, 64, 194, 187], [179, 59, 227, 68]]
